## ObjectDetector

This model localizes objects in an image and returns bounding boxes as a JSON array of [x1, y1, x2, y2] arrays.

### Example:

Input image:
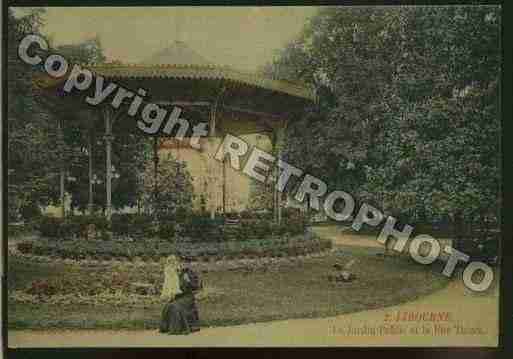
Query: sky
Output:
[[15, 6, 319, 72]]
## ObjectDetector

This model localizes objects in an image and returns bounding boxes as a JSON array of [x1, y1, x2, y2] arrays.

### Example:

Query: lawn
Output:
[[8, 241, 450, 330]]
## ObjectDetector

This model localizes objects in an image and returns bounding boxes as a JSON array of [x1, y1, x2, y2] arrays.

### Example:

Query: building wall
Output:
[[160, 132, 273, 213]]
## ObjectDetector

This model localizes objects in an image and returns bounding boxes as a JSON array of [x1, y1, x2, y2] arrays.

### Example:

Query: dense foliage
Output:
[[8, 9, 149, 219], [265, 6, 501, 234], [7, 9, 61, 221]]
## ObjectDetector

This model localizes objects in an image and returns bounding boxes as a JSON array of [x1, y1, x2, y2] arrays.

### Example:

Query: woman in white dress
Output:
[[161, 255, 183, 300]]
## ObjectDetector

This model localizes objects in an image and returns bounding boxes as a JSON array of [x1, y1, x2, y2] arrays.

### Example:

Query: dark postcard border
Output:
[[2, 0, 511, 358], [4, 0, 506, 7], [2, 348, 506, 359]]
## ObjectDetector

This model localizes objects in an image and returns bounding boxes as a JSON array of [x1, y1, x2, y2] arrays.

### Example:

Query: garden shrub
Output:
[[157, 220, 176, 240], [110, 213, 158, 238], [111, 214, 135, 236], [174, 207, 191, 222], [222, 224, 240, 241], [222, 209, 309, 240], [181, 215, 223, 242], [130, 214, 155, 237], [37, 216, 65, 238], [253, 220, 272, 238], [66, 215, 110, 239], [270, 223, 288, 236], [283, 212, 308, 235], [60, 220, 81, 239], [81, 215, 110, 232], [19, 202, 42, 222], [36, 215, 112, 240]]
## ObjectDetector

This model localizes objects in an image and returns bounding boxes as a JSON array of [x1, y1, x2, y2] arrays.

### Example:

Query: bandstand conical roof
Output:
[[35, 41, 316, 102], [142, 40, 212, 66]]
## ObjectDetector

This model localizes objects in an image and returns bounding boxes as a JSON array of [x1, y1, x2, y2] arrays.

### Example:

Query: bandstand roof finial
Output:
[[175, 7, 183, 43]]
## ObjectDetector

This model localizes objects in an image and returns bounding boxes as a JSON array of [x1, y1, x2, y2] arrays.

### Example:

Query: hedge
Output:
[[18, 235, 332, 262], [36, 215, 110, 240], [35, 210, 308, 243]]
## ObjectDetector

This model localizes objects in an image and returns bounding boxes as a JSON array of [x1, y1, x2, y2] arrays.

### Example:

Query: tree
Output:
[[362, 6, 500, 234], [267, 6, 407, 201], [7, 8, 63, 221], [141, 152, 194, 220], [56, 35, 106, 64], [248, 179, 274, 212], [267, 6, 501, 233]]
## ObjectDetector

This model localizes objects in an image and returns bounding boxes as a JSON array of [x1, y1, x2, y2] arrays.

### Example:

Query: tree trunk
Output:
[[451, 213, 460, 253], [453, 211, 464, 242]]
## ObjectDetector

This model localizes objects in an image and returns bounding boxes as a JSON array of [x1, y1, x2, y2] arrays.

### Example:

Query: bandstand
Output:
[[38, 40, 316, 223]]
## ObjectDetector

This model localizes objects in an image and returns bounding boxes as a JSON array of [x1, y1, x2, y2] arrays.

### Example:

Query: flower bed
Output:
[[10, 290, 165, 306], [17, 235, 332, 262]]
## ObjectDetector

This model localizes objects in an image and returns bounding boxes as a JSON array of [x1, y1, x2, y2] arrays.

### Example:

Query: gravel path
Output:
[[8, 279, 498, 347]]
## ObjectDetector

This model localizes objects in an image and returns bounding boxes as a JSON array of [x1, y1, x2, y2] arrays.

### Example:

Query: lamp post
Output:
[[91, 175, 103, 185], [66, 173, 77, 188], [89, 174, 102, 215], [90, 166, 120, 217], [111, 165, 121, 180], [87, 132, 95, 215], [153, 136, 159, 223], [109, 165, 120, 219]]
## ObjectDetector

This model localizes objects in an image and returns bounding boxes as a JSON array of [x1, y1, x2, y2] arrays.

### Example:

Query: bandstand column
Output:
[[208, 106, 216, 219], [222, 152, 227, 214], [153, 136, 159, 221], [103, 108, 114, 222], [208, 86, 226, 219], [58, 118, 66, 218], [87, 127, 94, 215], [273, 122, 288, 225]]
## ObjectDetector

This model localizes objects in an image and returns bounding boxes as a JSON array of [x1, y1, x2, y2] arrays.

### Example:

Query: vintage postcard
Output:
[[3, 4, 501, 348]]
